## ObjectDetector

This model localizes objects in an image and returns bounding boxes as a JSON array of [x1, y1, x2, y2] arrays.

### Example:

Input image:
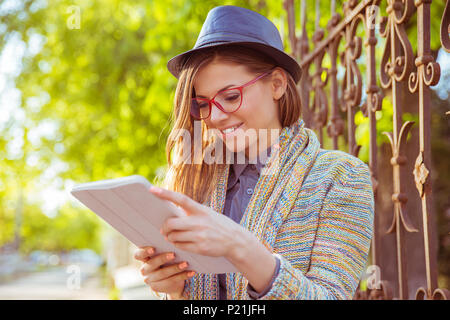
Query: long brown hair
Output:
[[161, 45, 302, 204]]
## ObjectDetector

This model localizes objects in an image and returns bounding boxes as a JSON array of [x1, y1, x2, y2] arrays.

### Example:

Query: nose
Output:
[[209, 101, 229, 123]]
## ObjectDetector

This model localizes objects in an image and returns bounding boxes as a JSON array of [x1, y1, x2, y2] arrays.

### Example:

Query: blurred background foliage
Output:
[[0, 0, 448, 283], [0, 0, 312, 256]]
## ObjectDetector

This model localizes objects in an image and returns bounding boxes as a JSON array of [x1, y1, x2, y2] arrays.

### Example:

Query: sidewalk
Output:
[[0, 263, 109, 300]]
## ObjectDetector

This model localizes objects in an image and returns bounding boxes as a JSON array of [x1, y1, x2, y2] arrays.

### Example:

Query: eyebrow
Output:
[[195, 84, 236, 99]]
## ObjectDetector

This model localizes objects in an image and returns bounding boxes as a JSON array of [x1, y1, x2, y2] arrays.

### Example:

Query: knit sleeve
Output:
[[259, 161, 374, 300]]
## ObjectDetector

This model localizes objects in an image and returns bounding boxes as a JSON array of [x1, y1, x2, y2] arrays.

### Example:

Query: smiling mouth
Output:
[[221, 123, 244, 135]]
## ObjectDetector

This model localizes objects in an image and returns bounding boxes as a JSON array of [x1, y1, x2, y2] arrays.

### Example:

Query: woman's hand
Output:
[[149, 186, 278, 294], [133, 246, 195, 299], [149, 186, 251, 260]]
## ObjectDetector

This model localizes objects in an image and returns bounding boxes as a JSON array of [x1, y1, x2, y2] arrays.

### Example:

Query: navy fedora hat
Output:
[[167, 5, 302, 84]]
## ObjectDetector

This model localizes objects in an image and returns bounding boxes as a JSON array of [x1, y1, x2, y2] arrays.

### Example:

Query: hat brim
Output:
[[167, 41, 302, 84]]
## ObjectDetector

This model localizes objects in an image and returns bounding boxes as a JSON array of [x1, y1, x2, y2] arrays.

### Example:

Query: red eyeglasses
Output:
[[190, 70, 273, 120]]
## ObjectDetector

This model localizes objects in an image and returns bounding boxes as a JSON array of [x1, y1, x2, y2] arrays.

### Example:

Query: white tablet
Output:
[[70, 175, 238, 274]]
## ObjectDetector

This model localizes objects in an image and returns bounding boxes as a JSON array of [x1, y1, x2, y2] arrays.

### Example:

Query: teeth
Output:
[[222, 124, 240, 134]]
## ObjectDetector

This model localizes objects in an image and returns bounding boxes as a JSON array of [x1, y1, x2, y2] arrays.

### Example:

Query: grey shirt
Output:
[[219, 147, 280, 300]]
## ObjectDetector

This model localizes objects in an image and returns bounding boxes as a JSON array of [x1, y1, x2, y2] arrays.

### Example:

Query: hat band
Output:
[[196, 32, 274, 49]]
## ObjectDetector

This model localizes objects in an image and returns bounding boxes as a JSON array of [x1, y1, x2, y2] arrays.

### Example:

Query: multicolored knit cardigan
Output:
[[182, 118, 374, 300]]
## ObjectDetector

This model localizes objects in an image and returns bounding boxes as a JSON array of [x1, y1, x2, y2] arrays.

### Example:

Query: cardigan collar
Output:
[[213, 118, 316, 204], [210, 118, 319, 215]]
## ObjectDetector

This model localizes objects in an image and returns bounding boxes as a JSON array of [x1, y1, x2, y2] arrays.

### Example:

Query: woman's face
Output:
[[193, 59, 287, 160]]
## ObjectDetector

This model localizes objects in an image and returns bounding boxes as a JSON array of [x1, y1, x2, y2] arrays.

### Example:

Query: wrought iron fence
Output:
[[283, 0, 449, 300]]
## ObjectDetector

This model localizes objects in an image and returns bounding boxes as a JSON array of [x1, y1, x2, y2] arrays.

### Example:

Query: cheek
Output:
[[239, 95, 265, 124], [240, 99, 276, 128]]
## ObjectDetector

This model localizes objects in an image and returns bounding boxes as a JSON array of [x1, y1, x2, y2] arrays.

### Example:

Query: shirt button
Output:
[[246, 188, 254, 195]]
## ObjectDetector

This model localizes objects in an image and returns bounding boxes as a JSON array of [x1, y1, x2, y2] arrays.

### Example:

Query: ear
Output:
[[271, 68, 288, 101]]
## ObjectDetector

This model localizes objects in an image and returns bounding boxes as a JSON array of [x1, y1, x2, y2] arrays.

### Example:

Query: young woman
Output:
[[133, 5, 374, 300]]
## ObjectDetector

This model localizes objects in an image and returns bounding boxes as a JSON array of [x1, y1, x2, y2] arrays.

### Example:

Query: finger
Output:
[[160, 216, 195, 236], [172, 242, 201, 254], [145, 261, 190, 283], [149, 186, 203, 215], [134, 246, 155, 262], [140, 252, 176, 275], [148, 270, 196, 292], [166, 230, 198, 243]]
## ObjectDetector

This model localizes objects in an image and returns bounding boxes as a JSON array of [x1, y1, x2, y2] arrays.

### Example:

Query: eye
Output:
[[192, 98, 209, 109], [198, 102, 209, 109], [225, 94, 240, 102]]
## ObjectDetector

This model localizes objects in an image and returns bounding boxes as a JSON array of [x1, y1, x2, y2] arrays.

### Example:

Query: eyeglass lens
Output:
[[191, 88, 242, 119]]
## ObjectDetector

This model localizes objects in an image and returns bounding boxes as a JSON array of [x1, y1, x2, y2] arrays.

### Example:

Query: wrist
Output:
[[225, 229, 278, 293], [167, 291, 186, 300], [166, 282, 187, 300], [226, 227, 254, 265]]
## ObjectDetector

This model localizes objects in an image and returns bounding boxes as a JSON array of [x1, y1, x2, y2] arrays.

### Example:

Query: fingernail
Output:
[[179, 262, 188, 269], [150, 186, 162, 193], [166, 252, 175, 260], [187, 271, 195, 277], [147, 248, 154, 254]]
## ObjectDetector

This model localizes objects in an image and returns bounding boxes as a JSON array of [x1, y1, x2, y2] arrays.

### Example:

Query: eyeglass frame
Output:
[[190, 68, 275, 120]]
